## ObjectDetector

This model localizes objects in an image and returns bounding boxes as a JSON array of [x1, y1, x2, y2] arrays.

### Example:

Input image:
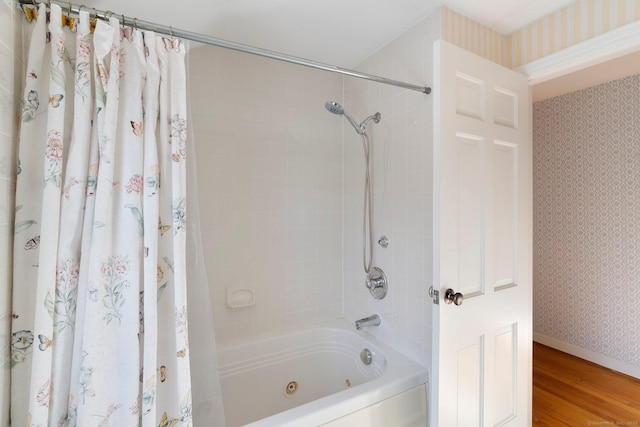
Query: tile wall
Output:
[[342, 13, 437, 367], [0, 0, 23, 424], [189, 9, 438, 368], [189, 46, 344, 346]]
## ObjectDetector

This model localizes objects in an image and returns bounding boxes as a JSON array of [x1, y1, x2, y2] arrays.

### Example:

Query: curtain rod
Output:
[[19, 0, 432, 95]]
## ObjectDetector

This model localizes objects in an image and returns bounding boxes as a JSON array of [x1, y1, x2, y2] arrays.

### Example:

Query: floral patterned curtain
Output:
[[11, 4, 202, 425]]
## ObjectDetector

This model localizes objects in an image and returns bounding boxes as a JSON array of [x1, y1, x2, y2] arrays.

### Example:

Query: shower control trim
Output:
[[365, 267, 388, 299]]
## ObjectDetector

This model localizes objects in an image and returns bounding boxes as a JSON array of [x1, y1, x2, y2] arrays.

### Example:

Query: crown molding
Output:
[[514, 20, 640, 85]]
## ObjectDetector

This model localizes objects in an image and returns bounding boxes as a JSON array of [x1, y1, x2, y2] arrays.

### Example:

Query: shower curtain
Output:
[[10, 4, 224, 425]]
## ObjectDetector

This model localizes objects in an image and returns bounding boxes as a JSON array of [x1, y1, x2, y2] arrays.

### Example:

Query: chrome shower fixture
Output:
[[324, 101, 381, 135], [324, 100, 388, 300]]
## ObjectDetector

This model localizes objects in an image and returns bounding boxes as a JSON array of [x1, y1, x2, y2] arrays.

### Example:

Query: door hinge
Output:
[[428, 286, 439, 305]]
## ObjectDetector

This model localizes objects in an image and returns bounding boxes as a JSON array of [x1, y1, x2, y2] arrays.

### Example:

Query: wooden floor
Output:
[[533, 342, 640, 426]]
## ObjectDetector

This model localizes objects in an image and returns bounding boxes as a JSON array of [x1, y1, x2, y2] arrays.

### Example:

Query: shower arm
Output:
[[343, 111, 364, 135], [360, 113, 381, 129]]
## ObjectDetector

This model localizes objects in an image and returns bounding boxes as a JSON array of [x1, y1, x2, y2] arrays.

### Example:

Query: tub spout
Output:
[[355, 314, 381, 330]]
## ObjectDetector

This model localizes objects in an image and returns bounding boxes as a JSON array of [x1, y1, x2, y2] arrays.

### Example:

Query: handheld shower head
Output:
[[324, 101, 381, 135], [324, 102, 382, 280], [325, 101, 362, 134], [325, 101, 344, 115]]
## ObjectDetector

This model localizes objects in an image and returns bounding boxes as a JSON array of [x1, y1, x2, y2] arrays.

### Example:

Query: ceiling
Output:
[[77, 0, 578, 68]]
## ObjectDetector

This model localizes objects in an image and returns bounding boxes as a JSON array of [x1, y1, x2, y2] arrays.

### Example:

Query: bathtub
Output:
[[217, 319, 429, 426]]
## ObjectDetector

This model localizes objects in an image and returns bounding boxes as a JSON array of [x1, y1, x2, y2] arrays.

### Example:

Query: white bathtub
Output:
[[217, 319, 429, 426]]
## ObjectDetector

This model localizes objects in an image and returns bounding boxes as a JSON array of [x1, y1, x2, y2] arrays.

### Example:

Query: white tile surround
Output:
[[190, 10, 438, 368], [0, 0, 21, 257], [343, 14, 438, 367], [189, 47, 345, 345], [1, 0, 23, 423]]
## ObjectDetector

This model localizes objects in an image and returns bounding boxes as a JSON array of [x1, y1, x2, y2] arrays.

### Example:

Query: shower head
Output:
[[325, 101, 344, 115], [325, 101, 361, 134], [324, 101, 381, 135]]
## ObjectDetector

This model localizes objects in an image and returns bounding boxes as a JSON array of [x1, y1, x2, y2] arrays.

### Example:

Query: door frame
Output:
[[515, 20, 640, 378]]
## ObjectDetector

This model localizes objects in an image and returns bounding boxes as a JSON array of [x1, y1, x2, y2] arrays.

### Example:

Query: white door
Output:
[[431, 40, 532, 426]]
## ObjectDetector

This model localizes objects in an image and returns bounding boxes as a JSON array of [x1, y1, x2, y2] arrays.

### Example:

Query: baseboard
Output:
[[533, 333, 640, 380]]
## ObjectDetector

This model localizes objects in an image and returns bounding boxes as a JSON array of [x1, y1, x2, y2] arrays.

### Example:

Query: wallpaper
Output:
[[440, 6, 510, 68], [442, 1, 640, 70], [511, 0, 640, 68], [533, 74, 640, 368]]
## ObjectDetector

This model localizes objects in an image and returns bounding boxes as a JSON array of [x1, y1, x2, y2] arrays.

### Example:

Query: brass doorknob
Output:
[[444, 288, 464, 305]]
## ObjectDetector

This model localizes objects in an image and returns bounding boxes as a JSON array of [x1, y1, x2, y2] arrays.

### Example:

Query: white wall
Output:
[[343, 14, 438, 367], [0, 0, 23, 424], [189, 46, 344, 345]]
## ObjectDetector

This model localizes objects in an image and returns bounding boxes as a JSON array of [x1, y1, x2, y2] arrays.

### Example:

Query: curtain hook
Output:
[[105, 10, 113, 20], [121, 13, 125, 28], [170, 25, 174, 39], [92, 7, 97, 20], [133, 17, 138, 29], [66, 1, 72, 21], [77, 4, 87, 25]]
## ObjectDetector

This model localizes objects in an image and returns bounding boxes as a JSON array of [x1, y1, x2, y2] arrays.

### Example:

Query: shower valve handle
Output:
[[367, 276, 385, 290], [365, 267, 388, 299]]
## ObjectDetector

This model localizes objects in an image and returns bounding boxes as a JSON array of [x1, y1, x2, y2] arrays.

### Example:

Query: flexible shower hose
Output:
[[361, 131, 373, 274]]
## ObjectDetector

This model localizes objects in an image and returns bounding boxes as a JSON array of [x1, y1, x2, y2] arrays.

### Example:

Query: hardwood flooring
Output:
[[533, 342, 640, 426]]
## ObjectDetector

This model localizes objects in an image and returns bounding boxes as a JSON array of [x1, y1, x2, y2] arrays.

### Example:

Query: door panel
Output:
[[493, 141, 518, 290], [433, 40, 532, 427], [493, 87, 519, 128], [456, 72, 486, 120], [456, 336, 484, 425], [457, 133, 484, 297], [493, 323, 517, 425]]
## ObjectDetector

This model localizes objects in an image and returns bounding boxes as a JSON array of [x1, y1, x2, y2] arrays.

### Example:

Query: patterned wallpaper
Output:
[[533, 74, 640, 368]]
